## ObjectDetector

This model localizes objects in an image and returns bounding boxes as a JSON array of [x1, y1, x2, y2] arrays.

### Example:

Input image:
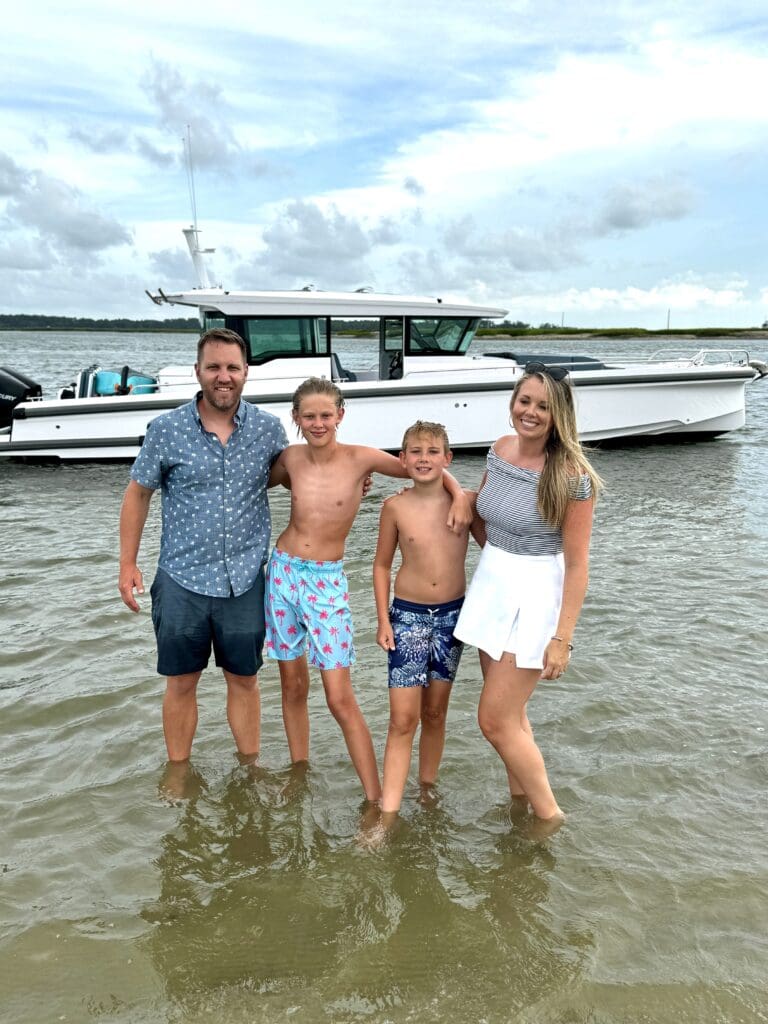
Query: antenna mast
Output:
[[182, 125, 215, 288]]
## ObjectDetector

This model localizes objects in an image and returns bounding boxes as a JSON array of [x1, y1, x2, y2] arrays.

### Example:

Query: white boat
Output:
[[1, 231, 765, 461]]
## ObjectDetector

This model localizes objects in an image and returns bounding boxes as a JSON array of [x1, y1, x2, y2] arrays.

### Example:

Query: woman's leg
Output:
[[477, 651, 562, 820], [479, 651, 529, 799], [381, 687, 422, 812]]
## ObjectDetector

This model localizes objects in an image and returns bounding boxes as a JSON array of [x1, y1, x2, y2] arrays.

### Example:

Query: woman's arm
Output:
[[467, 473, 488, 546], [372, 498, 400, 651], [540, 497, 594, 680]]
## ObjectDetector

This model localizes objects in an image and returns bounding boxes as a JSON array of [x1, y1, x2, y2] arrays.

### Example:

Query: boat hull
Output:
[[0, 364, 755, 460]]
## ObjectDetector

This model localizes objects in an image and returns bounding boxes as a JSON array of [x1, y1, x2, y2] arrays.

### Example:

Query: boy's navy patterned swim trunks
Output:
[[387, 596, 464, 688]]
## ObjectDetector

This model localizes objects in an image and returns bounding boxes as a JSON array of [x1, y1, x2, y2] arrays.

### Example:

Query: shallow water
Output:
[[1, 331, 767, 1023]]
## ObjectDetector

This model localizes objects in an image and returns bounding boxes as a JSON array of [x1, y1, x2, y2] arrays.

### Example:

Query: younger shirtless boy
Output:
[[373, 421, 481, 814], [266, 380, 471, 802]]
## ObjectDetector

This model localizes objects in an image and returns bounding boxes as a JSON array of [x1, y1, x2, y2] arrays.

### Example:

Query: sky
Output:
[[1, 0, 767, 327]]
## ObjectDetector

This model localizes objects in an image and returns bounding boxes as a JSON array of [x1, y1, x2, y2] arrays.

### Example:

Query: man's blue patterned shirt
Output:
[[130, 396, 288, 597]]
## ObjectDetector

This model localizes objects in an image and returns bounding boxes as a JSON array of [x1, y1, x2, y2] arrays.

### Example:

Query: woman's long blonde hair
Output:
[[510, 368, 603, 527]]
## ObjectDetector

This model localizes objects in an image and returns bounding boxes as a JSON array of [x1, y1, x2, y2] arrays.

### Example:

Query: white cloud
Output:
[[1, 1, 767, 324]]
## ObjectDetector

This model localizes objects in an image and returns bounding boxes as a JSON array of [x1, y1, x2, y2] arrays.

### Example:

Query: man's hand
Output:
[[362, 472, 374, 497], [119, 563, 145, 612]]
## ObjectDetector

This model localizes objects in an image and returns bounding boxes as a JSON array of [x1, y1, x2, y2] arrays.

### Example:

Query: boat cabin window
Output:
[[243, 318, 327, 363], [201, 314, 327, 364], [406, 317, 478, 355]]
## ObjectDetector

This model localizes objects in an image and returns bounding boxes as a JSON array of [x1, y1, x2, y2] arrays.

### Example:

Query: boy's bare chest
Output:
[[291, 467, 362, 516], [399, 512, 461, 552]]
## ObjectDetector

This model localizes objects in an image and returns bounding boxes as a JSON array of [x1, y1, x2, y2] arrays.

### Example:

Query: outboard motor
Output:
[[0, 367, 43, 430]]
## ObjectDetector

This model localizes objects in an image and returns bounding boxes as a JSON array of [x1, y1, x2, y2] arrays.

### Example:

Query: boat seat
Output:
[[93, 370, 122, 395], [93, 367, 157, 396], [330, 353, 357, 382], [491, 352, 608, 370]]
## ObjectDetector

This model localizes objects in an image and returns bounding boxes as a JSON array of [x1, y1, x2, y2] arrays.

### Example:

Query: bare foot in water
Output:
[[157, 760, 206, 803], [508, 793, 530, 817], [356, 807, 401, 851], [524, 810, 566, 841], [277, 759, 311, 803], [417, 782, 441, 809]]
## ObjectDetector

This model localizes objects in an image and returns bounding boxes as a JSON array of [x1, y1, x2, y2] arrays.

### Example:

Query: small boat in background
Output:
[[1, 229, 765, 461]]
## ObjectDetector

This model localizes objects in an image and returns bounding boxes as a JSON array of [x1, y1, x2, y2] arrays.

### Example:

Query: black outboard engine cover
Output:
[[0, 367, 43, 429]]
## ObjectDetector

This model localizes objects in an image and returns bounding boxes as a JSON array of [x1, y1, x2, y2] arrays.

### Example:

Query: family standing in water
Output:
[[118, 328, 601, 833]]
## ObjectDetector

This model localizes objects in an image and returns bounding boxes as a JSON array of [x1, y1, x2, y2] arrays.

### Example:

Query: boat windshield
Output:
[[202, 314, 327, 363], [407, 318, 478, 355]]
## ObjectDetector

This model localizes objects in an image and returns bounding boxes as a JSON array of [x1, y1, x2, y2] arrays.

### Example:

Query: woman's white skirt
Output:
[[454, 542, 564, 668]]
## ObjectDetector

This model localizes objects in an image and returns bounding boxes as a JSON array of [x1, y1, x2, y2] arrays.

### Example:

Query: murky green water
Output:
[[1, 332, 767, 1022]]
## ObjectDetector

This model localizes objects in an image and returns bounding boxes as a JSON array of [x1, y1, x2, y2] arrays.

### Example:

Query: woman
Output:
[[454, 362, 602, 827]]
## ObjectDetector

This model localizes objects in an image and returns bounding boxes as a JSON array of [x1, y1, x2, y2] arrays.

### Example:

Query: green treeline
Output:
[[0, 314, 198, 332], [1, 313, 764, 339], [476, 325, 766, 338]]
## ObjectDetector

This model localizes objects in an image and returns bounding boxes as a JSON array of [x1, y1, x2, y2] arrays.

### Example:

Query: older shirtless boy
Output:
[[266, 380, 471, 802], [373, 421, 482, 815]]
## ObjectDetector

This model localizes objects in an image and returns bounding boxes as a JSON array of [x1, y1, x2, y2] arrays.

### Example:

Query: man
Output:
[[118, 327, 288, 763]]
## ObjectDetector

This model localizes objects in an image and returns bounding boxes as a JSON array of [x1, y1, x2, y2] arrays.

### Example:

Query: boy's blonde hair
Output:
[[401, 420, 451, 454], [291, 376, 345, 416]]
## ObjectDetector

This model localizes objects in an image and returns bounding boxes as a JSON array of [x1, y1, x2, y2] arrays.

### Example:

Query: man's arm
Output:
[[118, 480, 155, 612]]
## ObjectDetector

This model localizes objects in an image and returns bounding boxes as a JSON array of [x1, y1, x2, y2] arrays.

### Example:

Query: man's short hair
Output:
[[196, 328, 247, 363], [401, 420, 451, 454]]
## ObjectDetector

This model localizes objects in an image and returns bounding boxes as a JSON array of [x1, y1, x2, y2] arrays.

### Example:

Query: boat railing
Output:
[[647, 348, 753, 367]]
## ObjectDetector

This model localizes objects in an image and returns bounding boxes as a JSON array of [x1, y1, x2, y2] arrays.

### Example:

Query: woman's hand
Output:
[[540, 637, 571, 679]]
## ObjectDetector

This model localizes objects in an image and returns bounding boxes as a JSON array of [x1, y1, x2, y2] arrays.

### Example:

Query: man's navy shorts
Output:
[[150, 568, 266, 677]]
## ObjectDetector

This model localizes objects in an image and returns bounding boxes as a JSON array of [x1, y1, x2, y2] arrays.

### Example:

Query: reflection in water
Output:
[[142, 764, 592, 1021]]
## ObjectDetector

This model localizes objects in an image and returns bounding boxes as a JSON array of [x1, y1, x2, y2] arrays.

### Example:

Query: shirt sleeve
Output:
[[571, 473, 592, 501], [269, 418, 290, 463], [129, 416, 165, 490]]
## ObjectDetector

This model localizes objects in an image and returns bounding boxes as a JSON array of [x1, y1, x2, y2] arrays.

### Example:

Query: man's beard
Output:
[[203, 384, 241, 412]]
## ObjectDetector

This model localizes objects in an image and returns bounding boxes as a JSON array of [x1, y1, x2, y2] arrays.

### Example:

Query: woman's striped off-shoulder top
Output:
[[476, 447, 592, 556]]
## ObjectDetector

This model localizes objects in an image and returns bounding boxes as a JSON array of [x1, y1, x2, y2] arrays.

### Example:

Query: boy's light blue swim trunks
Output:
[[265, 548, 355, 669], [387, 596, 464, 688]]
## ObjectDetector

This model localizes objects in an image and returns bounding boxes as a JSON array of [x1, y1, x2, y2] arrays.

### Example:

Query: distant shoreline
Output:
[[0, 315, 766, 341]]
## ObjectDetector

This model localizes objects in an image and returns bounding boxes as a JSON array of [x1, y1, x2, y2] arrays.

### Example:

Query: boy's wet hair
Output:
[[291, 377, 345, 416], [401, 420, 450, 454]]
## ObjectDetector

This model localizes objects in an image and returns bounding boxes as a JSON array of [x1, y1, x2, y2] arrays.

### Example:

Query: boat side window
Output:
[[241, 318, 326, 364], [406, 318, 477, 355]]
